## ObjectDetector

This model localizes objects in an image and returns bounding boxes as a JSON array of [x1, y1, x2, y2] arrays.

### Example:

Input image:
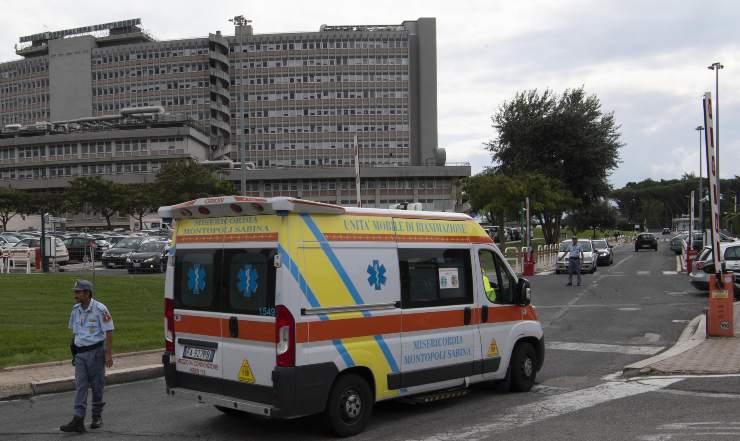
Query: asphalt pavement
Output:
[[2, 241, 739, 440]]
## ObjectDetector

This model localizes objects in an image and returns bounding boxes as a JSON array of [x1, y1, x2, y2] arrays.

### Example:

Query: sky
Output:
[[1, 0, 738, 188]]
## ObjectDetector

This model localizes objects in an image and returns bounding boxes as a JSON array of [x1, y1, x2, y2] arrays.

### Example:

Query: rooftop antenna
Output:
[[228, 15, 252, 27]]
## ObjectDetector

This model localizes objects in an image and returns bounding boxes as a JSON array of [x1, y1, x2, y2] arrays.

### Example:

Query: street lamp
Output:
[[696, 125, 705, 238], [708, 62, 723, 212]]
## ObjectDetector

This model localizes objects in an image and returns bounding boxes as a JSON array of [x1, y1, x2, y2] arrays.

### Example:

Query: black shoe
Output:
[[91, 415, 102, 429], [566, 282, 572, 286], [60, 416, 86, 433]]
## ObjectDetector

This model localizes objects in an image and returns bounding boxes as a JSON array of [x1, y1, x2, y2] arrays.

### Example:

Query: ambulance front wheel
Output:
[[324, 373, 373, 437], [510, 342, 537, 392]]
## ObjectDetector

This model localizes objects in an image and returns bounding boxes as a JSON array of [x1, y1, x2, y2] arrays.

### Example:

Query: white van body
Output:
[[160, 196, 544, 436]]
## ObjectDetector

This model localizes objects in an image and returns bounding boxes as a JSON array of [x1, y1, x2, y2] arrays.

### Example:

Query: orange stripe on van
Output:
[[235, 319, 275, 343], [177, 232, 278, 243], [295, 306, 538, 342], [175, 314, 277, 343], [298, 315, 402, 343], [175, 315, 221, 337]]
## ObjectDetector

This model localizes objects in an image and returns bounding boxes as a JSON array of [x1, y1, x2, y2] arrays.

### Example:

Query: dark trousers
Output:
[[73, 346, 106, 418], [568, 258, 581, 285]]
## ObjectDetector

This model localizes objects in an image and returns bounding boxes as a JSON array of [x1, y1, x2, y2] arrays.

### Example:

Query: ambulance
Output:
[[160, 196, 544, 436]]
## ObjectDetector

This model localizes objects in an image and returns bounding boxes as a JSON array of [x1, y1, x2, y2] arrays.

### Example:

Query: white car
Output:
[[689, 241, 740, 291], [11, 237, 70, 265], [555, 239, 597, 274]]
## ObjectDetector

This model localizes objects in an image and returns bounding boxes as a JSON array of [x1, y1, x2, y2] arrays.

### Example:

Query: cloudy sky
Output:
[[1, 0, 738, 188]]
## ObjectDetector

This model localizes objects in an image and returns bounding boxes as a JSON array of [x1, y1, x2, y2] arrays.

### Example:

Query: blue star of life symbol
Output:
[[237, 264, 259, 298], [367, 260, 387, 290], [187, 264, 206, 294]]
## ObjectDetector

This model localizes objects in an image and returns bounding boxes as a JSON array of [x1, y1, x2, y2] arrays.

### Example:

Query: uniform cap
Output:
[[72, 279, 94, 293]]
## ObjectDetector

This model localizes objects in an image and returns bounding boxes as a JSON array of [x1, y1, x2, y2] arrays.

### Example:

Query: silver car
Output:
[[592, 239, 613, 266], [556, 239, 597, 274]]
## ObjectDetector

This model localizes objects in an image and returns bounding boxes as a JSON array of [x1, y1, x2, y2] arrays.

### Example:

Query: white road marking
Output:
[[639, 421, 740, 440], [609, 254, 634, 271], [618, 307, 642, 311], [546, 341, 664, 355], [672, 319, 690, 324], [414, 378, 681, 441], [657, 389, 740, 400], [663, 271, 678, 275], [676, 255, 682, 272], [637, 270, 651, 275]]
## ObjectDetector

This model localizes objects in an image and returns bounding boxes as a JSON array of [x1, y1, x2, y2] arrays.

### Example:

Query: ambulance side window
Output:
[[478, 249, 499, 303], [399, 248, 473, 308], [492, 254, 516, 304], [222, 248, 277, 316], [174, 249, 220, 310]]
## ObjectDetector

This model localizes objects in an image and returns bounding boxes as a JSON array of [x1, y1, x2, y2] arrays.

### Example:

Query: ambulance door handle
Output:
[[463, 307, 472, 325], [481, 305, 489, 323], [229, 317, 239, 338]]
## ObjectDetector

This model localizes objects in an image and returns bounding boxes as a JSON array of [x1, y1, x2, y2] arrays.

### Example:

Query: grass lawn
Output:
[[0, 274, 164, 368]]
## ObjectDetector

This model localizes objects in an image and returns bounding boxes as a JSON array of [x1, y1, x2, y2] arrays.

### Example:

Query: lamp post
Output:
[[708, 62, 723, 212], [696, 125, 705, 240]]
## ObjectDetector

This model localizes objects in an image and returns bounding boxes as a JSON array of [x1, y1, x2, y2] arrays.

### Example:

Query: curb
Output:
[[31, 365, 163, 397], [622, 313, 706, 378], [1, 349, 163, 372], [2, 365, 163, 401]]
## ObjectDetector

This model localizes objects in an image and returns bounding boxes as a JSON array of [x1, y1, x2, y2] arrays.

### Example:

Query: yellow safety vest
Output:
[[482, 274, 496, 302]]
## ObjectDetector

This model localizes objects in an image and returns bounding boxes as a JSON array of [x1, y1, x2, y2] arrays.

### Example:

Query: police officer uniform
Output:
[[60, 280, 114, 432]]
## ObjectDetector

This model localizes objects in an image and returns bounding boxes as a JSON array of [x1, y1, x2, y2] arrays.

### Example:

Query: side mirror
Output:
[[516, 278, 531, 306]]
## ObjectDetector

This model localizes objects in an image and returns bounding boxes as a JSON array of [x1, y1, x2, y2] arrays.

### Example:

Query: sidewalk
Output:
[[624, 302, 740, 377], [0, 349, 162, 400]]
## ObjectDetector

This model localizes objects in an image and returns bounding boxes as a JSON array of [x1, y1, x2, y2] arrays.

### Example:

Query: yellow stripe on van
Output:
[[338, 335, 400, 400]]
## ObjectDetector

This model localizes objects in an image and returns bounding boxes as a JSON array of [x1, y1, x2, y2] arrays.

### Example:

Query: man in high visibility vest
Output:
[[482, 269, 496, 303]]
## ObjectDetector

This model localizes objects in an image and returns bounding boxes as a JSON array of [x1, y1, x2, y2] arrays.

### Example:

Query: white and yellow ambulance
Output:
[[160, 196, 544, 436]]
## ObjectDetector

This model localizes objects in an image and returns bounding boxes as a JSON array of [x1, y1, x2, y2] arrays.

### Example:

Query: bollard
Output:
[[35, 248, 42, 270], [26, 249, 31, 274]]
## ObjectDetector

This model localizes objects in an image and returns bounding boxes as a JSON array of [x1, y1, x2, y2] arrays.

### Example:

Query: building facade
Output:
[[0, 18, 469, 228]]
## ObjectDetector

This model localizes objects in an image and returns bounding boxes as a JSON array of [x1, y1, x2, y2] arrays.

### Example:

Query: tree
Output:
[[464, 172, 576, 244], [155, 160, 235, 205], [0, 187, 27, 231], [66, 177, 125, 229], [120, 183, 159, 230], [487, 87, 623, 238], [565, 199, 618, 237], [464, 173, 526, 245]]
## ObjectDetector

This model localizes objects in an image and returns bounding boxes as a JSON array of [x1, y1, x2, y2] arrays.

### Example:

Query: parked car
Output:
[[63, 237, 106, 262], [11, 237, 70, 265], [689, 246, 713, 291], [126, 240, 167, 273], [556, 239, 597, 274], [690, 242, 740, 295], [0, 235, 19, 248], [635, 233, 658, 251], [101, 236, 145, 268], [591, 239, 613, 265]]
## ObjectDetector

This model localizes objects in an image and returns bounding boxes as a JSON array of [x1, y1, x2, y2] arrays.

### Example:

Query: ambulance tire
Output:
[[324, 373, 373, 437], [509, 342, 537, 392], [214, 405, 245, 417]]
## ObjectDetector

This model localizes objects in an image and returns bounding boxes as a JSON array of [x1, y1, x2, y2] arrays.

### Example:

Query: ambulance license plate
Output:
[[183, 346, 215, 362]]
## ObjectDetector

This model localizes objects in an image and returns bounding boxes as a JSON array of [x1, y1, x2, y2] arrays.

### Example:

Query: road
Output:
[[2, 241, 739, 440]]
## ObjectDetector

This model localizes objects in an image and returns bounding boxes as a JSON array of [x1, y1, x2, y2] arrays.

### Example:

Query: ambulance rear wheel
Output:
[[324, 374, 373, 437], [510, 342, 537, 392]]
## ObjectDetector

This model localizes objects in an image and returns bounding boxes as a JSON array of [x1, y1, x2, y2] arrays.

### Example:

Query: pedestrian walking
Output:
[[60, 280, 114, 433], [565, 236, 584, 287]]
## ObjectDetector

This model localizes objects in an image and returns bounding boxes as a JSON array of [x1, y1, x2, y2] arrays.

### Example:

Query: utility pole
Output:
[[696, 125, 705, 241]]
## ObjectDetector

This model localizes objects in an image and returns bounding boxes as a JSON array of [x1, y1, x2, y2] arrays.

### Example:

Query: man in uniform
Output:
[[60, 280, 114, 433], [565, 236, 584, 287]]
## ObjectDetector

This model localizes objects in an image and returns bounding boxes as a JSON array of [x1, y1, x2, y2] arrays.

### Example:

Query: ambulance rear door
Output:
[[219, 244, 278, 401], [172, 245, 225, 395]]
